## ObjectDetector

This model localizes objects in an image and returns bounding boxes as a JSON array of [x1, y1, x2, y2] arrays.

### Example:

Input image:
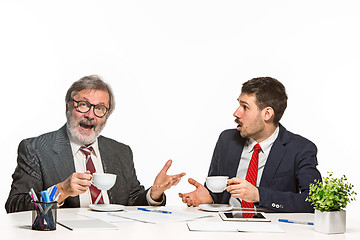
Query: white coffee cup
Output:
[[91, 173, 117, 190], [206, 176, 229, 193]]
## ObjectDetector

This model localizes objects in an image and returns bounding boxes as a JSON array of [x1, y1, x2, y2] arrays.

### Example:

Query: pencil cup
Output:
[[31, 201, 58, 231]]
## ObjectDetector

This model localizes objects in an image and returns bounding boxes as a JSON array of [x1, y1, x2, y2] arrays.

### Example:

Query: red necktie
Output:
[[80, 147, 104, 204], [241, 143, 261, 211]]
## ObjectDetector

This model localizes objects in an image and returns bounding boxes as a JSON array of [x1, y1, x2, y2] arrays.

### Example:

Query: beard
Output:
[[66, 110, 106, 146], [235, 114, 264, 140]]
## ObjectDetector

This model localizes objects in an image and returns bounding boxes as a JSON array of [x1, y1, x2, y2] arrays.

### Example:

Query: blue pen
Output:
[[278, 219, 314, 225], [49, 186, 58, 201], [137, 207, 172, 214], [41, 190, 50, 202]]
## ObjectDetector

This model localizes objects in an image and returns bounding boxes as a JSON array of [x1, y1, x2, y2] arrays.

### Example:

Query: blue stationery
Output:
[[137, 207, 172, 214], [49, 186, 58, 201], [31, 188, 56, 230], [278, 219, 314, 225], [41, 190, 50, 202]]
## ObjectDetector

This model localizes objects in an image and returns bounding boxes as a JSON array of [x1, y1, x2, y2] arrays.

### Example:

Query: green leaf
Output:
[[305, 172, 357, 212]]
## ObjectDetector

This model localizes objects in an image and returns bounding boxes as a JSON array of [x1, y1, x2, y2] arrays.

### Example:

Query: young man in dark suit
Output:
[[6, 75, 185, 213], [179, 77, 321, 212]]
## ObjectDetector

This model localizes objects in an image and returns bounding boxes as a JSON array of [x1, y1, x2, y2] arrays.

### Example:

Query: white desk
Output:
[[2, 206, 360, 240]]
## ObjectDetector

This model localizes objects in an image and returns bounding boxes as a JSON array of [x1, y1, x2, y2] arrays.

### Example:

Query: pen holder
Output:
[[31, 201, 58, 231]]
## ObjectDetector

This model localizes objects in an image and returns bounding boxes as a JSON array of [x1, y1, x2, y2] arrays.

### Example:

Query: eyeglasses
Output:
[[72, 99, 109, 118]]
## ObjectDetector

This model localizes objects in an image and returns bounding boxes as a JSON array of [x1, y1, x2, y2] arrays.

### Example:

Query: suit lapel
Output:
[[227, 136, 246, 178], [50, 125, 81, 207], [259, 124, 289, 188], [220, 133, 245, 204], [51, 125, 76, 182], [98, 136, 115, 174]]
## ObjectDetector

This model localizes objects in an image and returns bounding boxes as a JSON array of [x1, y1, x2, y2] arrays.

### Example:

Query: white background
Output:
[[1, 1, 359, 215]]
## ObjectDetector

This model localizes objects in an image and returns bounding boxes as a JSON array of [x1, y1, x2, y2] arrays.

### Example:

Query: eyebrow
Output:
[[239, 100, 249, 106], [77, 97, 107, 106]]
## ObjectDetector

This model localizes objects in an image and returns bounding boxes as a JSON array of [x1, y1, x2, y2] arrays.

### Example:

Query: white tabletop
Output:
[[2, 206, 360, 240]]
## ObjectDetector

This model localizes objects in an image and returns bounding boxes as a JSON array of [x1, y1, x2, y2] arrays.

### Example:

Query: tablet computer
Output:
[[219, 211, 270, 222]]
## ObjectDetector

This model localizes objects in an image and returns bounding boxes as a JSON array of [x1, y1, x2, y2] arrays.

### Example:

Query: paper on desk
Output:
[[187, 221, 284, 233], [109, 209, 213, 224], [58, 219, 118, 231], [187, 222, 238, 232], [77, 211, 134, 223], [234, 222, 284, 232]]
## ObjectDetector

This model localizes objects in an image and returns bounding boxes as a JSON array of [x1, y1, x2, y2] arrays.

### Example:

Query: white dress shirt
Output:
[[229, 126, 279, 207], [70, 138, 110, 207]]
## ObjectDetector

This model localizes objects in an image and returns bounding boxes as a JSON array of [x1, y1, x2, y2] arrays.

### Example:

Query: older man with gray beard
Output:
[[6, 75, 185, 213]]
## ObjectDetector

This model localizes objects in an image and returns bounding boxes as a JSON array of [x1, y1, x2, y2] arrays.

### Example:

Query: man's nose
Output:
[[84, 107, 96, 119], [233, 106, 241, 118]]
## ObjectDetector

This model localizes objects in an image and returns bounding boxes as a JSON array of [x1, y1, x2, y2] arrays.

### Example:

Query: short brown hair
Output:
[[241, 77, 287, 125]]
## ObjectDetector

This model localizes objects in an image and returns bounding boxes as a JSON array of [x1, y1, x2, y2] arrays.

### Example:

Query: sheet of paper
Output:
[[109, 209, 214, 224], [187, 222, 238, 232], [234, 222, 284, 233], [57, 219, 118, 231], [187, 221, 284, 233], [77, 211, 134, 223]]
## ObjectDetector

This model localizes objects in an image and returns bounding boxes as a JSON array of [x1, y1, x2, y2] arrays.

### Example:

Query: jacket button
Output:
[[272, 203, 276, 207]]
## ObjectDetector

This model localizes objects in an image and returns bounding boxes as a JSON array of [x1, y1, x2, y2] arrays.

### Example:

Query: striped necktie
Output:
[[241, 143, 261, 210], [80, 147, 104, 204]]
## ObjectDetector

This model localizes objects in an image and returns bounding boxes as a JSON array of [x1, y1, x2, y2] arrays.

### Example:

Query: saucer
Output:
[[89, 204, 125, 212], [198, 204, 233, 212]]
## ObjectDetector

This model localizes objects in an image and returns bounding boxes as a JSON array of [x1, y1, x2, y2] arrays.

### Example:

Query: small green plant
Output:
[[306, 172, 357, 212]]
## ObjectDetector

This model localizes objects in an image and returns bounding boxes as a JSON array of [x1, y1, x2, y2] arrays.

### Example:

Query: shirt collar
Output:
[[246, 126, 280, 154], [67, 128, 99, 157]]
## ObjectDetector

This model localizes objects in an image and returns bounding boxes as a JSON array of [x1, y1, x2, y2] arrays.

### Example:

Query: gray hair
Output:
[[65, 75, 115, 118]]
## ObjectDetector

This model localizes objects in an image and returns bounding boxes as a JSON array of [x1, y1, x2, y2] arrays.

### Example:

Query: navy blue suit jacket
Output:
[[207, 124, 321, 213]]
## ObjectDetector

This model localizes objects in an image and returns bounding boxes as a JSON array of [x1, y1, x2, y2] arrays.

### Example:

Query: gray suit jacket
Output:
[[5, 125, 161, 213]]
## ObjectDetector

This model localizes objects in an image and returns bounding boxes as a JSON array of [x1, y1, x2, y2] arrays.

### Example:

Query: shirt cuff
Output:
[[146, 187, 165, 206]]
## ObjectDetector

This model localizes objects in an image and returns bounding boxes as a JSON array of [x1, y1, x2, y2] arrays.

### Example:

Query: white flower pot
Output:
[[314, 209, 346, 234]]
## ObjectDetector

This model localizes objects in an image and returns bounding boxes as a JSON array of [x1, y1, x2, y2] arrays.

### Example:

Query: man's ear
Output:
[[263, 107, 275, 122]]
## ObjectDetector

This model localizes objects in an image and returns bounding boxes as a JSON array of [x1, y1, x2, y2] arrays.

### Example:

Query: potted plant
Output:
[[306, 172, 357, 234]]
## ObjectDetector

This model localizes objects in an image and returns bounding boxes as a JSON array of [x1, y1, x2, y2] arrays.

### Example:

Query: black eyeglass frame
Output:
[[72, 98, 109, 118]]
